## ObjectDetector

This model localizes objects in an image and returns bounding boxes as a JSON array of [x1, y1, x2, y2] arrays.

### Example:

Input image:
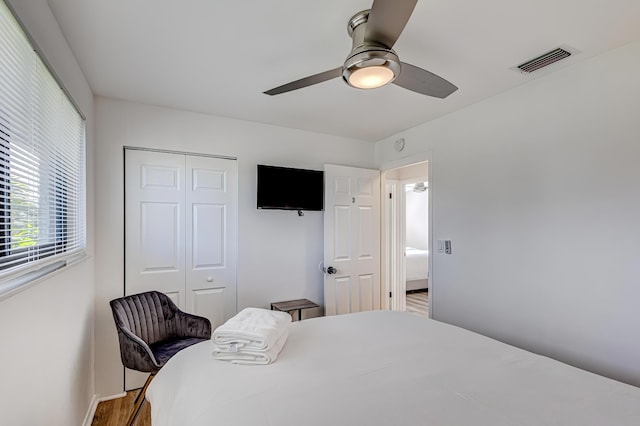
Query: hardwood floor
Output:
[[92, 390, 151, 426], [406, 290, 429, 318]]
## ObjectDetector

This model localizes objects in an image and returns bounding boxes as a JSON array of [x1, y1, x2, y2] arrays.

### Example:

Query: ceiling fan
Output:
[[263, 0, 457, 98]]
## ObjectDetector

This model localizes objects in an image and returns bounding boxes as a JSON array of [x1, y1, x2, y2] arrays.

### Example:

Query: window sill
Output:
[[0, 251, 88, 302]]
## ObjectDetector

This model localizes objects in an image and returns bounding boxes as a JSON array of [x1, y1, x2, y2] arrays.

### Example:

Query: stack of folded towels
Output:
[[212, 307, 291, 365]]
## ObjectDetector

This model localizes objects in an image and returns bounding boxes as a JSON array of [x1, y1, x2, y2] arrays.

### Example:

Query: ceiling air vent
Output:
[[517, 48, 572, 73]]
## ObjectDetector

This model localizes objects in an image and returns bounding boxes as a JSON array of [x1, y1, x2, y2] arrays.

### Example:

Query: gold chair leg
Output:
[[133, 386, 144, 405], [127, 372, 156, 426]]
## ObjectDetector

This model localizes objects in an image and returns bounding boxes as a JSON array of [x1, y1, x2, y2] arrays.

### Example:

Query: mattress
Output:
[[146, 310, 640, 426], [405, 246, 428, 281]]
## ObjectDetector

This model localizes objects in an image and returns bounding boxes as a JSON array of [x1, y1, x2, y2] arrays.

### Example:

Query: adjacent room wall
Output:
[[406, 190, 428, 251], [376, 39, 640, 386], [0, 1, 95, 425], [94, 97, 375, 396]]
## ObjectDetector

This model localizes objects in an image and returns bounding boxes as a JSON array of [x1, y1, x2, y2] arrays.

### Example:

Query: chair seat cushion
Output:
[[150, 337, 208, 367]]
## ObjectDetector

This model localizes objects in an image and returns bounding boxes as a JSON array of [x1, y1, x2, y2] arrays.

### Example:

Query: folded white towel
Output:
[[212, 328, 289, 365], [212, 307, 291, 352]]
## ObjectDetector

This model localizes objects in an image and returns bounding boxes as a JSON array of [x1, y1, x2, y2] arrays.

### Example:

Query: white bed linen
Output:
[[405, 246, 428, 281], [212, 307, 291, 364], [147, 311, 640, 426]]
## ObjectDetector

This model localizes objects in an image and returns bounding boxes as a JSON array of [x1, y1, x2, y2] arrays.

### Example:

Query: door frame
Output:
[[379, 151, 433, 317], [384, 178, 406, 311]]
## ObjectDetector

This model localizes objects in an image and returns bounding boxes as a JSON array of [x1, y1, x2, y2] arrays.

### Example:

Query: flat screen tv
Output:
[[257, 165, 324, 211]]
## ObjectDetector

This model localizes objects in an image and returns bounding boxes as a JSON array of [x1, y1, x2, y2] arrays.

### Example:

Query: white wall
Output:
[[376, 39, 640, 386], [94, 97, 374, 396], [406, 190, 428, 250], [0, 1, 95, 425]]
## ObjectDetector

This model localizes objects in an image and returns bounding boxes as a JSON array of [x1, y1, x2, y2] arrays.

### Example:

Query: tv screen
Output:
[[257, 165, 324, 211]]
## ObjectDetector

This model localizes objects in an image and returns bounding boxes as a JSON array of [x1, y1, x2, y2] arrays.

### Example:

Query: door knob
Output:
[[206, 276, 213, 282], [325, 266, 337, 275]]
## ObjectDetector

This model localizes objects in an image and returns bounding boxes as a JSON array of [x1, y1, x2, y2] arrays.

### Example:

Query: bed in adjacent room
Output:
[[405, 246, 428, 291], [146, 310, 640, 425]]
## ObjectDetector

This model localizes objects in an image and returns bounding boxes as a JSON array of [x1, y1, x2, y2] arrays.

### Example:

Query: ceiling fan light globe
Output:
[[342, 47, 401, 90], [348, 66, 395, 89]]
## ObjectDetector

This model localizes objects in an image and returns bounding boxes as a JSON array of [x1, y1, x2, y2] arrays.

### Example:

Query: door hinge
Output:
[[389, 193, 392, 199], [389, 291, 392, 298]]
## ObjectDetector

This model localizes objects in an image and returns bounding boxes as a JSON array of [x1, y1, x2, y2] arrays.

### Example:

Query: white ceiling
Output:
[[46, 0, 640, 142]]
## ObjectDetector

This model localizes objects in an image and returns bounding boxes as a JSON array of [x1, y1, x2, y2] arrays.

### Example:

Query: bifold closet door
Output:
[[124, 148, 237, 390]]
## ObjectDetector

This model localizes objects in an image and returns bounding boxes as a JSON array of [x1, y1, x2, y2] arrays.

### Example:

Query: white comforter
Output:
[[147, 311, 640, 426]]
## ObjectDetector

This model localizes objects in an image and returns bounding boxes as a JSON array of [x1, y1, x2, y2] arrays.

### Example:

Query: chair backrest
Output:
[[110, 291, 180, 345]]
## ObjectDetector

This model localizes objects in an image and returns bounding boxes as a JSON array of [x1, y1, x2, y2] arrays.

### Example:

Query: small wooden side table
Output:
[[270, 298, 319, 321]]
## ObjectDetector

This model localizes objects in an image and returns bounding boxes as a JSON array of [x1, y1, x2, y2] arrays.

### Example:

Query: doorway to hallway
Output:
[[383, 161, 430, 318]]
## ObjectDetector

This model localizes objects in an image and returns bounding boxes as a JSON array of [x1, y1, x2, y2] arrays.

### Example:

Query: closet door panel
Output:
[[192, 288, 225, 331], [124, 149, 187, 390], [186, 155, 238, 330], [124, 149, 186, 302], [192, 203, 225, 268]]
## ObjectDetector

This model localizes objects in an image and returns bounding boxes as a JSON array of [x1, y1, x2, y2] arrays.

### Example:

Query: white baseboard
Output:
[[82, 394, 99, 426], [82, 392, 127, 426]]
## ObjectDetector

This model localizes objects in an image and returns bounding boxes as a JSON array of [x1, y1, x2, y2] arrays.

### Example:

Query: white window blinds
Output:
[[0, 0, 86, 280]]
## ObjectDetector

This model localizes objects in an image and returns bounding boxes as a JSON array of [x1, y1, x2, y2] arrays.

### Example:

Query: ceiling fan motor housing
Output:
[[342, 9, 401, 88]]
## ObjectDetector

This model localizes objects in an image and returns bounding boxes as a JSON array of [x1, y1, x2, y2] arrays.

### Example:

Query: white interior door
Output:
[[124, 148, 237, 390], [323, 164, 381, 316], [185, 155, 237, 331]]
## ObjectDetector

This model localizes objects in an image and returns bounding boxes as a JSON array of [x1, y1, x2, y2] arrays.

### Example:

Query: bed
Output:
[[406, 246, 428, 291], [146, 310, 640, 425]]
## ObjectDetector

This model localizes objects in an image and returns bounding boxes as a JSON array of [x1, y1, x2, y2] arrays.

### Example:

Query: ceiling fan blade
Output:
[[364, 0, 417, 48], [393, 62, 458, 98], [263, 67, 342, 95]]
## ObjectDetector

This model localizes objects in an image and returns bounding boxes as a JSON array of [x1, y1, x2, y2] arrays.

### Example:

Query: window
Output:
[[0, 0, 85, 292]]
